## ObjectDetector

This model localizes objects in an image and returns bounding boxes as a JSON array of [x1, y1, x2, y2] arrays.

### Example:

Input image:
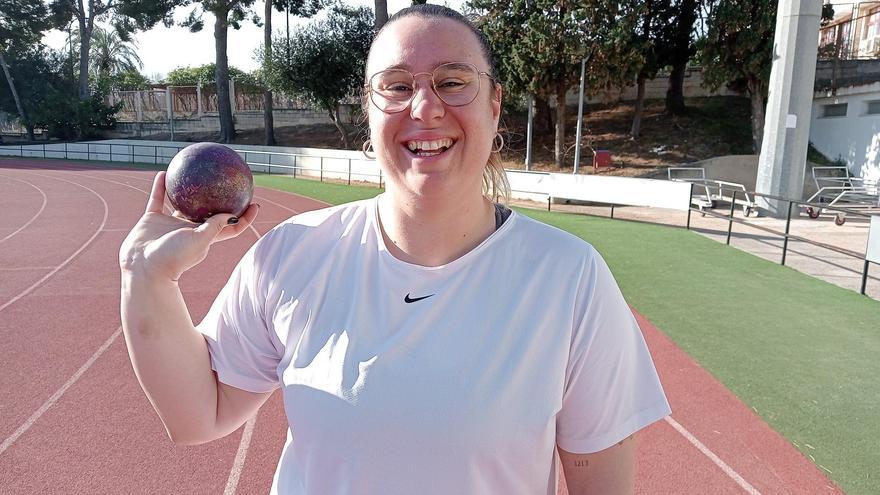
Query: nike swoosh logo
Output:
[[404, 293, 435, 303]]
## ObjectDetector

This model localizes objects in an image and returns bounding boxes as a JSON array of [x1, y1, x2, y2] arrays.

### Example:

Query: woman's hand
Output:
[[119, 171, 260, 281]]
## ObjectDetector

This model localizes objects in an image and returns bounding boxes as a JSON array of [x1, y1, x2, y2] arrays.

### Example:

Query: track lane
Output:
[[0, 174, 48, 244], [0, 163, 327, 494]]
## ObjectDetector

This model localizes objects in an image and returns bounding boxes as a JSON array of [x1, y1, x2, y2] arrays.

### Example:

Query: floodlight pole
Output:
[[525, 94, 534, 171], [573, 58, 586, 174], [755, 0, 821, 216]]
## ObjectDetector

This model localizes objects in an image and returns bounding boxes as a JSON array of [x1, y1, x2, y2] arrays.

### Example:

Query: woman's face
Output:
[[366, 17, 502, 202]]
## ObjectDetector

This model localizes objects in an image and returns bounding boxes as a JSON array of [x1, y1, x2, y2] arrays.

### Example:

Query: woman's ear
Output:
[[492, 83, 503, 120]]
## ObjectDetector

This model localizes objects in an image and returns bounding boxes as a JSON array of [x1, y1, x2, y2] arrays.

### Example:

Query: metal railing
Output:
[[0, 141, 384, 188], [685, 183, 877, 295]]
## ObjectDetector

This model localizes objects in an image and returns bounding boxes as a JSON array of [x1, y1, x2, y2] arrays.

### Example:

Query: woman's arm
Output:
[[558, 435, 636, 495], [120, 172, 269, 444]]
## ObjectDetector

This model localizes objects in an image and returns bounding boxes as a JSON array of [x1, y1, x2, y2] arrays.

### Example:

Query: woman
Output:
[[119, 5, 670, 494]]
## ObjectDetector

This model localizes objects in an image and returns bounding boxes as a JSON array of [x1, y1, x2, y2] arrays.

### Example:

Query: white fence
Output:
[[0, 140, 692, 210]]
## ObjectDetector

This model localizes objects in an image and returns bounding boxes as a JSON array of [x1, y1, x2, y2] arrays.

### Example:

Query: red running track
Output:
[[0, 158, 842, 494]]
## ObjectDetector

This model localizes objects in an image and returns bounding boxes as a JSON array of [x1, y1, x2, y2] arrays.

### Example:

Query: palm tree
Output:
[[88, 27, 143, 80]]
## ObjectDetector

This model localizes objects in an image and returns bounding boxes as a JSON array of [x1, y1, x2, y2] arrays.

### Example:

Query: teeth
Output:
[[406, 138, 453, 151]]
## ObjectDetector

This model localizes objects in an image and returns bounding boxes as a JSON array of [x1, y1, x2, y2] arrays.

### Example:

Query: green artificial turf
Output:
[[263, 177, 880, 495], [253, 173, 384, 205]]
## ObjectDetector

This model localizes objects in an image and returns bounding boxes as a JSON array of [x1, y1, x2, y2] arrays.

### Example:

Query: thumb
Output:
[[193, 213, 240, 243]]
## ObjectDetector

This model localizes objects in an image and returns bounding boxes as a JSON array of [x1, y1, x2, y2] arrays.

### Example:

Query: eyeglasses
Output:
[[366, 62, 498, 114]]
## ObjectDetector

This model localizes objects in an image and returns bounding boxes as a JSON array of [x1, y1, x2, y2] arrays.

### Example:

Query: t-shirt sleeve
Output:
[[556, 249, 671, 454], [196, 238, 283, 394]]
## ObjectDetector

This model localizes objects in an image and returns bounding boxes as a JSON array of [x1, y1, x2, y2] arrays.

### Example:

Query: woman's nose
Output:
[[409, 78, 445, 122]]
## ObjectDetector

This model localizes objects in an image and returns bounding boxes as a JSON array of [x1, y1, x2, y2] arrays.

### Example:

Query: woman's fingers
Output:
[[146, 172, 167, 214], [207, 204, 261, 243]]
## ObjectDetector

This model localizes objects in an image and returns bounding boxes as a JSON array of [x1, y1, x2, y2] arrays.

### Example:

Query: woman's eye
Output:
[[386, 84, 413, 93], [437, 80, 466, 90]]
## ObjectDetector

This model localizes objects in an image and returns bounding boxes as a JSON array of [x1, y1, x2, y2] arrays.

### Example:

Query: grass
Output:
[[259, 176, 880, 495]]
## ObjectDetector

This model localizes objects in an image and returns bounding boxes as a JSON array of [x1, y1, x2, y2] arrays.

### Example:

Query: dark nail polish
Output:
[[227, 217, 239, 225]]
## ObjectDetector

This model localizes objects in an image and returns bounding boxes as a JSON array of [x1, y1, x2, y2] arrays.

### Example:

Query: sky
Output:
[[42, 0, 464, 82]]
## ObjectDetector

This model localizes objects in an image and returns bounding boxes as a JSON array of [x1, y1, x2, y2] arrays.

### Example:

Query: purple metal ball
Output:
[[165, 143, 254, 223]]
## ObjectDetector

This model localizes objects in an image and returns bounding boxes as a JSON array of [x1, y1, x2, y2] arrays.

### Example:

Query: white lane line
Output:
[[0, 173, 109, 314], [253, 194, 302, 215], [0, 174, 48, 244], [223, 416, 257, 495], [0, 326, 123, 455], [221, 222, 264, 493], [75, 172, 173, 215], [664, 416, 762, 495]]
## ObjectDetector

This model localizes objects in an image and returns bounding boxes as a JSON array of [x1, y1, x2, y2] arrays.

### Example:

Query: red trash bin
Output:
[[593, 150, 613, 171]]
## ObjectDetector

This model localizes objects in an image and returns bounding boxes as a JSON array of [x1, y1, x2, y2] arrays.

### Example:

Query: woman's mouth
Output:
[[405, 138, 455, 157]]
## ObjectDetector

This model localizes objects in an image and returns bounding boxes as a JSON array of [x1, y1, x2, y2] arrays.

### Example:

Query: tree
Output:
[[626, 0, 675, 138], [0, 46, 119, 140], [109, 69, 152, 90], [48, 1, 182, 101], [266, 5, 373, 148], [0, 0, 50, 140], [261, 0, 325, 146], [89, 26, 143, 80], [699, 0, 774, 153], [662, 0, 700, 115], [473, 0, 639, 168]]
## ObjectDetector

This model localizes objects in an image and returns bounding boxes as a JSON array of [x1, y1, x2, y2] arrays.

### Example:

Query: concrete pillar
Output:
[[197, 82, 203, 118], [756, 0, 822, 217], [135, 91, 143, 122], [229, 78, 236, 115]]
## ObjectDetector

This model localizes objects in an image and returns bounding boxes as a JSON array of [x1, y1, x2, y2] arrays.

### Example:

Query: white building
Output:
[[811, 2, 880, 182]]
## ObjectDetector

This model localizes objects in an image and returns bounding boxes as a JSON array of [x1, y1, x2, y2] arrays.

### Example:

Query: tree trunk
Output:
[[535, 95, 552, 134], [665, 63, 687, 115], [630, 76, 647, 139], [374, 0, 388, 30], [665, 0, 697, 116], [214, 11, 236, 143], [747, 75, 766, 155], [554, 86, 567, 168], [329, 104, 349, 149], [77, 15, 94, 100], [0, 51, 31, 138], [263, 0, 276, 146]]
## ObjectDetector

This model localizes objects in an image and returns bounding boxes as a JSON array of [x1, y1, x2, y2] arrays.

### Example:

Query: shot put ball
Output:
[[165, 142, 254, 223]]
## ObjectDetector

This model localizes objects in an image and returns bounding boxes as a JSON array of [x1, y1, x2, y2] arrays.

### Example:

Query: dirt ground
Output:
[[155, 96, 754, 178]]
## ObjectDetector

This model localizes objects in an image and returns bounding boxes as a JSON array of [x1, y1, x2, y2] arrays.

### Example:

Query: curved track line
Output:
[[0, 174, 49, 244], [74, 172, 172, 214], [253, 194, 302, 215], [664, 416, 762, 495], [0, 326, 123, 455], [0, 173, 109, 315]]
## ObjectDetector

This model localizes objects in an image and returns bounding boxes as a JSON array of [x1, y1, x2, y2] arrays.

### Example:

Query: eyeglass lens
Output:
[[370, 63, 483, 112]]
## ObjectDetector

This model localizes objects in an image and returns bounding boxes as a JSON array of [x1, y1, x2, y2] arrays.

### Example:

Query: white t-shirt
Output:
[[197, 196, 671, 495]]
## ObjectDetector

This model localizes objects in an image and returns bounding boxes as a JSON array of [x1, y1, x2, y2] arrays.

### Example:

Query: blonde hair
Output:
[[484, 144, 510, 204]]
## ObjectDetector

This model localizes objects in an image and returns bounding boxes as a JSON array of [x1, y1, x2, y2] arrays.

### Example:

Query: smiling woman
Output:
[[119, 5, 671, 495]]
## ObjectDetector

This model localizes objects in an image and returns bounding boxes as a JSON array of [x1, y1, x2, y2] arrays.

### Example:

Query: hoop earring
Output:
[[362, 139, 375, 159], [491, 133, 504, 153]]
